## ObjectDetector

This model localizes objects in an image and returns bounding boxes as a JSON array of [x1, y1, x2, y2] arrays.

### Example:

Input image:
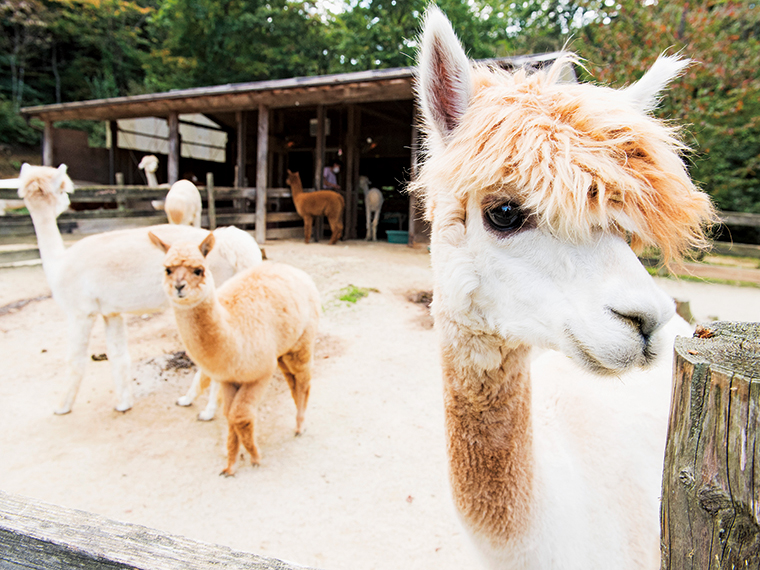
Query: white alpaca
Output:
[[17, 163, 262, 414], [164, 179, 203, 228], [414, 9, 714, 570], [358, 176, 383, 241], [150, 232, 321, 474], [138, 154, 162, 188]]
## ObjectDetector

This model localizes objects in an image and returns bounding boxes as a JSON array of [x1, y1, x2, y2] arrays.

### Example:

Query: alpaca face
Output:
[[159, 241, 215, 308], [286, 169, 301, 188], [18, 163, 73, 217], [415, 8, 711, 374]]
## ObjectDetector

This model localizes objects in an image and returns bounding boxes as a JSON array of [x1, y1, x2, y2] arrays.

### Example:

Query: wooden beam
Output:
[[0, 490, 320, 570], [108, 120, 117, 184], [42, 121, 54, 166], [314, 105, 325, 190], [236, 110, 247, 188], [168, 112, 180, 184], [255, 104, 269, 245]]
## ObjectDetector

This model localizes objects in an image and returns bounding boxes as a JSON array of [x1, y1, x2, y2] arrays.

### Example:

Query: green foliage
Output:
[[572, 1, 760, 213], [336, 284, 374, 303], [0, 99, 40, 145]]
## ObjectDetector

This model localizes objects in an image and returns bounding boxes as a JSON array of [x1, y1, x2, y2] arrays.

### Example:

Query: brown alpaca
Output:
[[150, 232, 321, 475], [286, 169, 344, 244]]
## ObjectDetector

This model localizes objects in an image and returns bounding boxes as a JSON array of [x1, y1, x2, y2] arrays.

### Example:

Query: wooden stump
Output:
[[661, 322, 760, 570]]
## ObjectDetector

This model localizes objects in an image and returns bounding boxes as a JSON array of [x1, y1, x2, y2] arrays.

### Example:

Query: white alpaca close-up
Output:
[[151, 232, 321, 475], [17, 162, 262, 415], [358, 176, 384, 241], [414, 8, 714, 570], [164, 179, 203, 228]]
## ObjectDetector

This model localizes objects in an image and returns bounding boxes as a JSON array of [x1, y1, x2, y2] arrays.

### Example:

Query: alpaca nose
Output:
[[175, 282, 185, 294], [609, 308, 658, 340]]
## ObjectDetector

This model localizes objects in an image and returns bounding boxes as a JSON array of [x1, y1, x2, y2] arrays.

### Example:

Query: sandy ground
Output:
[[1, 239, 760, 569]]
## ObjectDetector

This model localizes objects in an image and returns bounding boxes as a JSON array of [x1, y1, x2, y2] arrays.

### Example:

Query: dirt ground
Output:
[[2, 239, 760, 570]]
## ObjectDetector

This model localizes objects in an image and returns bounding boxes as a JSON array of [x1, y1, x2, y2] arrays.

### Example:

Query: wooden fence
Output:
[[0, 490, 317, 569], [0, 182, 307, 241]]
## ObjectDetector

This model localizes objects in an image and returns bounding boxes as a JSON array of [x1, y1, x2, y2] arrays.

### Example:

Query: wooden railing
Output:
[[0, 184, 305, 240], [0, 490, 317, 569]]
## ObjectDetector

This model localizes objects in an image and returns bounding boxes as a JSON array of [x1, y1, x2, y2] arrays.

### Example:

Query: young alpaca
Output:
[[414, 9, 714, 569], [286, 169, 344, 244], [359, 176, 384, 241], [151, 232, 320, 474], [164, 179, 203, 228], [17, 163, 262, 414]]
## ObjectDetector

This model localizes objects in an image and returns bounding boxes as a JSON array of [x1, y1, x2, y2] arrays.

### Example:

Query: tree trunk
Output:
[[661, 322, 760, 570]]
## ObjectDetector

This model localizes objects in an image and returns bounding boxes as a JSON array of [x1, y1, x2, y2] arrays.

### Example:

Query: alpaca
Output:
[[164, 179, 202, 228], [138, 154, 162, 188], [413, 9, 714, 569], [150, 232, 320, 475], [286, 169, 344, 244], [359, 176, 384, 241], [17, 163, 262, 414]]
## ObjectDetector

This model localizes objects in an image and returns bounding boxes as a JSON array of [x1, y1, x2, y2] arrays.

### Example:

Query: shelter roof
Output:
[[21, 52, 565, 123]]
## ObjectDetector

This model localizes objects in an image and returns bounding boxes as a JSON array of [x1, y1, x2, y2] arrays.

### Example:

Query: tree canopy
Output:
[[0, 0, 758, 212]]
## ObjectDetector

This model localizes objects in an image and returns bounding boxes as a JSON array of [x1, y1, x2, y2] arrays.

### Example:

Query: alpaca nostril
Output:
[[175, 283, 185, 293], [609, 309, 655, 339]]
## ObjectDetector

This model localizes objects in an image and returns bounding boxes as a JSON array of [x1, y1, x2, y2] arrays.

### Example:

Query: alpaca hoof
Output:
[[54, 407, 72, 415], [176, 396, 193, 407], [115, 402, 132, 413], [220, 468, 235, 477], [197, 409, 215, 421]]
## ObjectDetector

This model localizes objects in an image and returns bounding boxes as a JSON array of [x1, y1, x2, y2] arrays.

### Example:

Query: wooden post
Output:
[[108, 120, 117, 184], [168, 112, 180, 185], [43, 121, 54, 167], [408, 111, 420, 247], [206, 172, 216, 230], [661, 321, 760, 570], [236, 110, 247, 189], [313, 105, 326, 243], [255, 104, 269, 245], [345, 105, 359, 240]]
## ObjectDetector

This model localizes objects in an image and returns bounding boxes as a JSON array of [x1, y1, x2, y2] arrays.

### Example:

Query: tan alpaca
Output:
[[150, 232, 321, 475], [285, 169, 344, 244], [414, 8, 715, 569]]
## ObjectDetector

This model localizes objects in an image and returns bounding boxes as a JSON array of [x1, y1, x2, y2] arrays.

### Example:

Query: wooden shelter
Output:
[[21, 53, 564, 245]]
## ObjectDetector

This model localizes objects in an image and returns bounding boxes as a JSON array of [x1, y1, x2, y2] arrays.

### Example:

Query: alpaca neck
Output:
[[440, 323, 534, 545], [290, 180, 304, 203], [172, 288, 234, 371], [146, 170, 158, 187], [28, 206, 66, 281]]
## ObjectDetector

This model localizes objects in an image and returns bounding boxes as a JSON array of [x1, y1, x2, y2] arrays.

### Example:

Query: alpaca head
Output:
[[358, 176, 370, 192], [18, 163, 73, 218], [138, 155, 159, 173], [286, 169, 301, 189], [150, 232, 216, 308], [414, 8, 715, 374]]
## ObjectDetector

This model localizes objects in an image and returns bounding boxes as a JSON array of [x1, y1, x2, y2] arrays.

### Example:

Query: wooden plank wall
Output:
[[0, 490, 318, 570]]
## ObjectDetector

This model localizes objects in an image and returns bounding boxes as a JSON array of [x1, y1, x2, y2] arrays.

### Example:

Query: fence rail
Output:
[[0, 490, 317, 570]]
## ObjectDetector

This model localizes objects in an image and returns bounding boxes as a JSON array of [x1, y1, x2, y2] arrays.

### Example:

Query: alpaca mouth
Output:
[[566, 330, 655, 375]]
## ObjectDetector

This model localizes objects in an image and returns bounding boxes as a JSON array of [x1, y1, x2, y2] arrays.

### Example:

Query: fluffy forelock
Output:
[[18, 165, 74, 200], [414, 55, 716, 261]]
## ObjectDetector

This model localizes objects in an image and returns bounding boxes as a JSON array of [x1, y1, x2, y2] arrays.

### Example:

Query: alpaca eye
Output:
[[165, 268, 172, 276], [194, 268, 204, 277], [484, 202, 526, 234]]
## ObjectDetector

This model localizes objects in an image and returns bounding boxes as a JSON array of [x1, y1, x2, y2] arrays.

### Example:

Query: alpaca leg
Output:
[[56, 314, 96, 415], [177, 369, 204, 406], [328, 217, 343, 245], [220, 382, 241, 476], [371, 210, 380, 241], [365, 206, 372, 240], [303, 216, 313, 244], [103, 314, 133, 413], [227, 380, 270, 469], [198, 378, 220, 421], [278, 342, 314, 435]]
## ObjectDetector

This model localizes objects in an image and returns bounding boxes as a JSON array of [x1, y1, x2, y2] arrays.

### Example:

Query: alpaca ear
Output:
[[199, 233, 215, 257], [417, 6, 472, 143], [148, 231, 171, 254], [621, 55, 691, 113], [57, 164, 68, 175], [20, 162, 31, 177]]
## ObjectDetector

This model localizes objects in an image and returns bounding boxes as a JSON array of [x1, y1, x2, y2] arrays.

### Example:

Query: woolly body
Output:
[[164, 179, 202, 227], [414, 8, 715, 569], [155, 234, 320, 474], [17, 162, 261, 414]]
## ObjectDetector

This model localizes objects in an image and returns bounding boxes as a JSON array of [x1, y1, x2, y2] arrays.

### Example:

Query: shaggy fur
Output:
[[414, 8, 716, 570], [18, 163, 262, 414], [152, 232, 321, 474], [286, 169, 345, 245]]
